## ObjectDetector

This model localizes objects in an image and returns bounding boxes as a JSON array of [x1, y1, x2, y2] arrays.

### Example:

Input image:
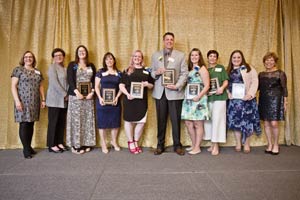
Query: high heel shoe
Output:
[[110, 141, 121, 151], [128, 141, 138, 154], [134, 140, 142, 153], [48, 147, 63, 153]]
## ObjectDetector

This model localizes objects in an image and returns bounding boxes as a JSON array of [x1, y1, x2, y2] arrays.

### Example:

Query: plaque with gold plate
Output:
[[208, 77, 220, 95], [130, 82, 143, 99], [162, 69, 175, 85], [103, 88, 115, 104], [78, 82, 91, 97], [186, 83, 200, 99]]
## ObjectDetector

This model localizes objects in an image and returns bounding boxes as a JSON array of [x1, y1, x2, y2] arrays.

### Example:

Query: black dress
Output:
[[258, 69, 288, 121], [121, 68, 154, 122]]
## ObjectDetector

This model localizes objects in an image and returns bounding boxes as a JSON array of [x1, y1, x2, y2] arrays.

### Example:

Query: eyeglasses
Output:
[[54, 54, 64, 57], [24, 56, 33, 59]]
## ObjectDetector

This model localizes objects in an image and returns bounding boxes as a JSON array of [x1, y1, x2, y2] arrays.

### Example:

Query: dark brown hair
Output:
[[207, 50, 219, 59], [51, 48, 66, 58], [75, 45, 89, 64], [19, 51, 36, 68], [227, 50, 251, 74], [188, 48, 206, 71], [102, 52, 118, 71], [163, 32, 175, 40]]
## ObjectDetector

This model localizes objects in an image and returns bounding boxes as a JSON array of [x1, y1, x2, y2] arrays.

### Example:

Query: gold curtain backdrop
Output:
[[0, 0, 299, 149]]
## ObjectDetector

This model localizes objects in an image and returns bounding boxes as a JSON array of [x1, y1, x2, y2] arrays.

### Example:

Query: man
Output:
[[151, 32, 188, 155]]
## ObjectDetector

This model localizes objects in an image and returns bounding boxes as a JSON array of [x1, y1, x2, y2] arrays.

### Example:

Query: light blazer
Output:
[[151, 49, 188, 100], [240, 66, 259, 99], [46, 63, 68, 108]]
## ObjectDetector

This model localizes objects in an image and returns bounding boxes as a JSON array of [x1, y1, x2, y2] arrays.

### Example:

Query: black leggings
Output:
[[19, 122, 34, 156]]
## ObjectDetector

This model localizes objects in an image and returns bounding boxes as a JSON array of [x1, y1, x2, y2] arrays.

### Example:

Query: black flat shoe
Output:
[[58, 145, 69, 151], [264, 150, 272, 154], [30, 148, 37, 155], [271, 151, 280, 155], [24, 155, 32, 159], [48, 147, 63, 153]]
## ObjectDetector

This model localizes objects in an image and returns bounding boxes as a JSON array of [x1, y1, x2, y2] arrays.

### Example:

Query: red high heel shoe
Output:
[[134, 140, 142, 153], [128, 141, 138, 154]]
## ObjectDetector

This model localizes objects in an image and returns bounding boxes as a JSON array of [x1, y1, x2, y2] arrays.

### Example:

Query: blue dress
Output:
[[227, 68, 261, 143], [95, 69, 122, 129]]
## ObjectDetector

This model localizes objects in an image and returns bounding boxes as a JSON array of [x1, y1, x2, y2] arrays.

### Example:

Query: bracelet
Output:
[[42, 100, 46, 102]]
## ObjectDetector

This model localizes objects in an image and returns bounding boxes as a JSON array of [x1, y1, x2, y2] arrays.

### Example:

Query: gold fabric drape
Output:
[[0, 0, 299, 149]]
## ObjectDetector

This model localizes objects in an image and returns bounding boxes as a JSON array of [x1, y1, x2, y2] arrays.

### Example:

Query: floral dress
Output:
[[66, 66, 96, 148], [181, 67, 209, 120], [227, 68, 261, 143]]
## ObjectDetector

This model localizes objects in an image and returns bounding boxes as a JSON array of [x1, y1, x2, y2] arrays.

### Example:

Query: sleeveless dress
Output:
[[95, 69, 122, 128], [181, 67, 209, 120], [227, 68, 261, 143]]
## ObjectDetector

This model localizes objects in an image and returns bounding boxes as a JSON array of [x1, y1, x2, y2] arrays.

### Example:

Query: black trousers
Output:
[[19, 122, 34, 156], [155, 92, 183, 150], [47, 107, 67, 147]]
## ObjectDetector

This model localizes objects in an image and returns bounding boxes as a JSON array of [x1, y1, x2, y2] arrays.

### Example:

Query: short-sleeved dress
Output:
[[96, 69, 122, 128], [66, 65, 96, 148], [181, 67, 209, 120], [121, 68, 154, 122], [11, 66, 44, 122], [258, 69, 288, 121], [227, 68, 261, 143]]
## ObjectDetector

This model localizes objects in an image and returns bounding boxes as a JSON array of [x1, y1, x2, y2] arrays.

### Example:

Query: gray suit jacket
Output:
[[46, 63, 68, 108], [151, 49, 188, 100]]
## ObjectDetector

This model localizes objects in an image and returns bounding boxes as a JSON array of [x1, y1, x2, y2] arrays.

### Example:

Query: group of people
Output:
[[11, 32, 288, 159]]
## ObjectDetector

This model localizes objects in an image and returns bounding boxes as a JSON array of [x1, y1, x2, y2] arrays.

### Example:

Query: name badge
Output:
[[102, 72, 109, 76], [34, 70, 41, 75], [87, 68, 93, 73], [215, 68, 222, 72], [143, 70, 149, 75], [168, 57, 175, 63]]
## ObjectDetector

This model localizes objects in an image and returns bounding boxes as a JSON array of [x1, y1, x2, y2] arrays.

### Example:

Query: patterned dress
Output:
[[227, 68, 261, 143], [66, 66, 96, 148], [258, 70, 287, 121], [181, 67, 209, 120], [96, 69, 122, 128], [11, 66, 43, 122]]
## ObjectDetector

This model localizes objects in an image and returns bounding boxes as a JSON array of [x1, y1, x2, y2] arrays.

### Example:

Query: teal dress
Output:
[[181, 67, 209, 120]]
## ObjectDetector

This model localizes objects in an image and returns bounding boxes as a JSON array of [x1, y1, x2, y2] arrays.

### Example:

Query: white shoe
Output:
[[186, 146, 193, 151]]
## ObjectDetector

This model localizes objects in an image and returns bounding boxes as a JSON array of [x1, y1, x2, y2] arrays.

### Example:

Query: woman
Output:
[[181, 48, 210, 155], [95, 52, 122, 154], [11, 51, 46, 159], [203, 50, 229, 156], [46, 48, 68, 153], [119, 50, 154, 154], [227, 50, 261, 153], [66, 45, 96, 154], [258, 52, 288, 155]]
